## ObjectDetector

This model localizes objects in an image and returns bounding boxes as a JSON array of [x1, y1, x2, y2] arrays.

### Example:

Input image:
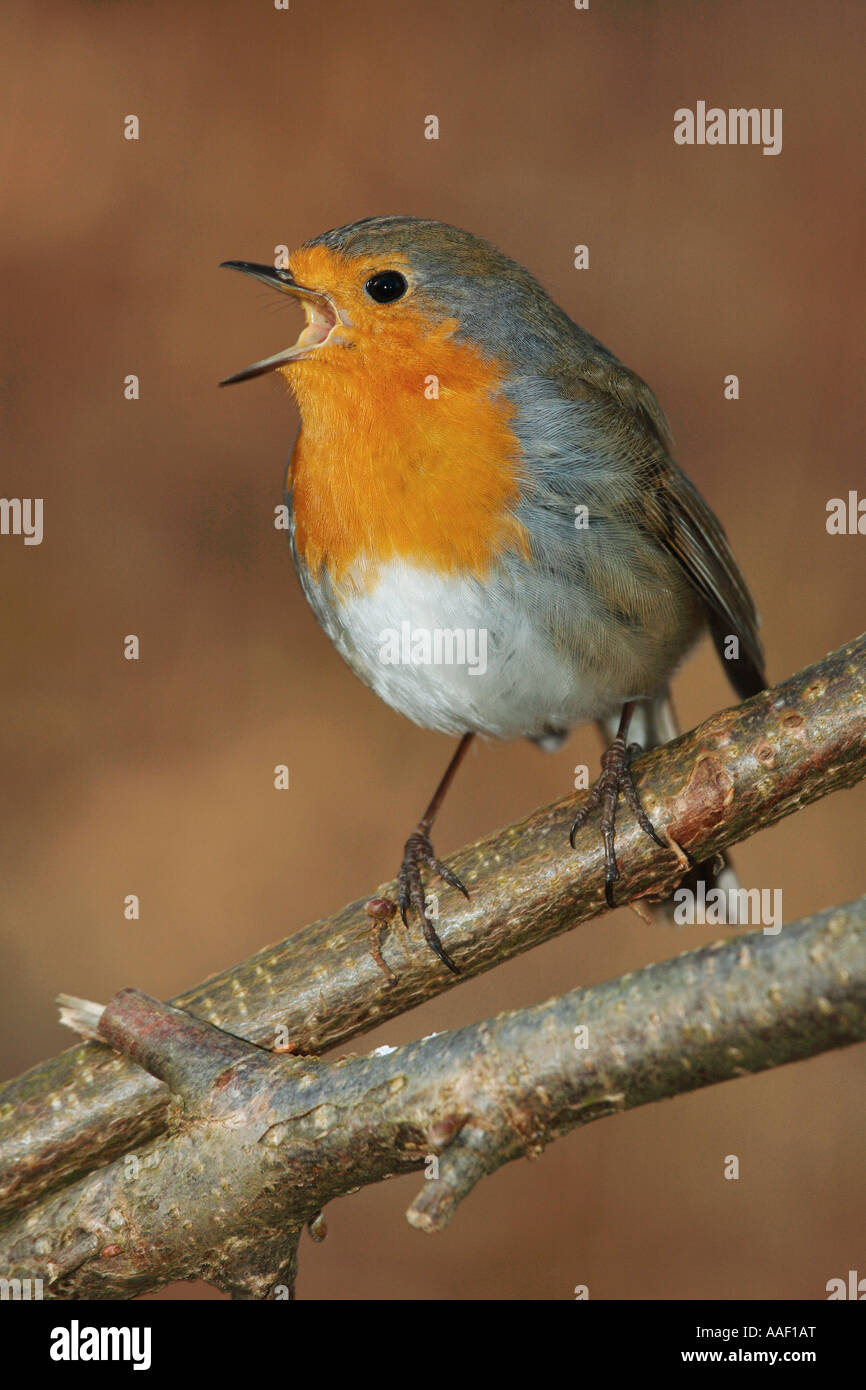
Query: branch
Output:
[[1, 898, 863, 1298], [1, 635, 864, 1219]]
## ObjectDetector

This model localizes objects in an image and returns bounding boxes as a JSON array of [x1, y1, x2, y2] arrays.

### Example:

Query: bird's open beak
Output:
[[219, 261, 339, 385]]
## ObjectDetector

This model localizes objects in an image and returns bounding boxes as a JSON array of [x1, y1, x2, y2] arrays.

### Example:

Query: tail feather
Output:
[[708, 612, 767, 701]]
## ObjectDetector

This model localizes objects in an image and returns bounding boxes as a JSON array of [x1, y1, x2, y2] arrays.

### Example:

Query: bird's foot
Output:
[[397, 829, 469, 974], [569, 737, 666, 908]]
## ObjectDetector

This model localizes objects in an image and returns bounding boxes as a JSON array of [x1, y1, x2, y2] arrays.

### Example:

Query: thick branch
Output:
[[1, 635, 864, 1217], [1, 898, 863, 1298]]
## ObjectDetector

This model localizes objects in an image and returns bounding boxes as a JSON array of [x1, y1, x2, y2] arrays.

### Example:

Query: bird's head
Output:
[[220, 216, 577, 398]]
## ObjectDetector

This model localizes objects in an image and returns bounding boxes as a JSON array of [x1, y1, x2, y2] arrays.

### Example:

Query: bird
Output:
[[220, 216, 766, 975]]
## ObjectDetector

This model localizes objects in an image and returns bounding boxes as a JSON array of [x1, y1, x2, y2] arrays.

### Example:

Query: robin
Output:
[[220, 217, 766, 974]]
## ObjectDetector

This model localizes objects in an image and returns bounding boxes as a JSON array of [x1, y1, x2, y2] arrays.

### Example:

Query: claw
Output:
[[430, 858, 469, 899], [397, 830, 463, 974], [421, 921, 461, 975], [570, 708, 667, 908]]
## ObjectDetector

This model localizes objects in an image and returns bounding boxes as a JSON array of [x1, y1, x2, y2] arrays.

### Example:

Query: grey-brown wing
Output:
[[565, 356, 767, 699]]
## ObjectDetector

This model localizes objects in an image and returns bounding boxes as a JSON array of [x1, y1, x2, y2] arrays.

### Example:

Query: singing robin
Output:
[[220, 216, 766, 974]]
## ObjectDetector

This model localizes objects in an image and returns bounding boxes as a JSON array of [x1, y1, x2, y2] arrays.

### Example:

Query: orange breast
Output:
[[282, 281, 530, 589]]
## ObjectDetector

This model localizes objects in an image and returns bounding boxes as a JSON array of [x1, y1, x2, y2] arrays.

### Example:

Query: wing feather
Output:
[[560, 357, 767, 698]]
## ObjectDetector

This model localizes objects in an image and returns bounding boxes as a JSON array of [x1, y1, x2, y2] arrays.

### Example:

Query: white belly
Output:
[[306, 558, 626, 739]]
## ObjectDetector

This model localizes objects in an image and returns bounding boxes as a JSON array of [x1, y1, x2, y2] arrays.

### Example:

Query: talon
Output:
[[432, 859, 469, 899], [642, 820, 668, 851], [422, 921, 461, 975], [569, 782, 603, 848], [397, 828, 464, 974], [569, 702, 669, 909]]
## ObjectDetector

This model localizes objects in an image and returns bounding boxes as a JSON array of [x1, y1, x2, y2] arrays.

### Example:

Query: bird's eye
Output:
[[364, 270, 408, 304]]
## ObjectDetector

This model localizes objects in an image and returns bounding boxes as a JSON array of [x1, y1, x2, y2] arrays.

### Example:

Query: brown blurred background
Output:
[[1, 0, 863, 1301]]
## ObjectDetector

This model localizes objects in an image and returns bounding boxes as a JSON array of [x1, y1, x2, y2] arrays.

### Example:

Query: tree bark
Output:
[[1, 897, 863, 1298], [1, 634, 864, 1230]]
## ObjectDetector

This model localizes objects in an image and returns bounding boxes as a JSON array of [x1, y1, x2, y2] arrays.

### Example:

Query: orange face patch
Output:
[[279, 245, 530, 587]]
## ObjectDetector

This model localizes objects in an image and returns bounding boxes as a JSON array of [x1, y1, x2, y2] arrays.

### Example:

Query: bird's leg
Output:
[[397, 733, 474, 974], [569, 701, 666, 908]]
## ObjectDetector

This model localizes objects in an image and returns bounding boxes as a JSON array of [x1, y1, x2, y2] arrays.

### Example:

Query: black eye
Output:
[[364, 270, 408, 304]]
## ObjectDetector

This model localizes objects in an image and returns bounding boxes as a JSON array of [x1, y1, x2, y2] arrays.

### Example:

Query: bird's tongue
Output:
[[293, 299, 337, 350]]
